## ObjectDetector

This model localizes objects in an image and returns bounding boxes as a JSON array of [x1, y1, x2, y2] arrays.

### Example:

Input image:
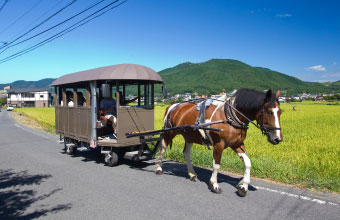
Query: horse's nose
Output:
[[274, 138, 282, 143]]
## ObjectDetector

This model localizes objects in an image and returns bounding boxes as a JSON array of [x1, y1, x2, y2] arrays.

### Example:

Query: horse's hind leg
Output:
[[233, 144, 251, 197], [155, 138, 168, 175], [183, 142, 198, 182]]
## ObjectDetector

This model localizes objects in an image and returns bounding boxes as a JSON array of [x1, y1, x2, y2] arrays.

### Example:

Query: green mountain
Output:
[[1, 60, 339, 96], [158, 59, 340, 95], [0, 78, 55, 90]]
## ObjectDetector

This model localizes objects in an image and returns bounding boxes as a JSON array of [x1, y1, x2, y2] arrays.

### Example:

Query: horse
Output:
[[155, 89, 282, 197]]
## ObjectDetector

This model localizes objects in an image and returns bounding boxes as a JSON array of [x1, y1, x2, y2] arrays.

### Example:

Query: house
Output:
[[315, 96, 325, 101], [0, 86, 11, 98], [7, 88, 53, 107]]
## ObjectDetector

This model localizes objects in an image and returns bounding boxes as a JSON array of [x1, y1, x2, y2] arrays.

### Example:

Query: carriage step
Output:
[[77, 146, 90, 152], [124, 150, 153, 161]]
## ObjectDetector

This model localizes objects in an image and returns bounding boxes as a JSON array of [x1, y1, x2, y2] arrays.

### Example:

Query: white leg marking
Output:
[[272, 107, 281, 139], [210, 159, 221, 190], [238, 153, 251, 185]]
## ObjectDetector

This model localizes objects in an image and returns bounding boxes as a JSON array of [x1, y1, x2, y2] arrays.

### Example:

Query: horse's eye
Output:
[[267, 111, 273, 115]]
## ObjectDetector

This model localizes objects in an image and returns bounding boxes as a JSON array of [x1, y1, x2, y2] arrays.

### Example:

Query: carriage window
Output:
[[141, 83, 153, 106], [65, 88, 74, 107], [57, 87, 63, 106], [76, 88, 86, 107], [119, 84, 138, 106]]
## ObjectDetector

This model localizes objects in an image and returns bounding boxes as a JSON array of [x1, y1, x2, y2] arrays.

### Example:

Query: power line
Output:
[[0, 0, 111, 54], [0, 0, 43, 35], [0, 0, 127, 64], [0, 0, 78, 51], [9, 0, 67, 38], [0, 0, 126, 64], [0, 0, 9, 14]]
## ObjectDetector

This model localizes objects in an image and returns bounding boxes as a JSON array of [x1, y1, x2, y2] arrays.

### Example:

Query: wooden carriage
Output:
[[51, 64, 164, 166]]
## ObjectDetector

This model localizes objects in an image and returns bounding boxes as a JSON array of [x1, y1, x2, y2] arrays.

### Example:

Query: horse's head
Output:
[[258, 90, 283, 145]]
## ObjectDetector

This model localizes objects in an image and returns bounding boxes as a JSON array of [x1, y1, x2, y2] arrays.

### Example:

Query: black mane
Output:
[[234, 89, 276, 113]]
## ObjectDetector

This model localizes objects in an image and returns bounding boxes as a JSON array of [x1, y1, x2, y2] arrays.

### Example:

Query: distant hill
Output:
[[1, 60, 339, 96], [158, 59, 340, 95], [0, 78, 55, 90]]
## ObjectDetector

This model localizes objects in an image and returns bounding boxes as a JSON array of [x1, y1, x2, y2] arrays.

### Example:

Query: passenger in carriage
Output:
[[66, 91, 74, 107], [77, 92, 86, 107], [99, 85, 117, 137]]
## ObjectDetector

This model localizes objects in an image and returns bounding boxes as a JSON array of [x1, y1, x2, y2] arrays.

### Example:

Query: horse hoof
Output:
[[155, 170, 163, 175], [237, 186, 248, 197], [210, 183, 222, 194], [190, 175, 199, 182]]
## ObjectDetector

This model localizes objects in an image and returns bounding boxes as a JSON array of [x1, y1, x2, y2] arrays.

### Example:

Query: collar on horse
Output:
[[224, 99, 249, 129], [224, 98, 281, 135]]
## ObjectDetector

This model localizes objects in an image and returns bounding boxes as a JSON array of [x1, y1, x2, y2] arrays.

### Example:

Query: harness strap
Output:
[[195, 100, 213, 149], [224, 99, 248, 129]]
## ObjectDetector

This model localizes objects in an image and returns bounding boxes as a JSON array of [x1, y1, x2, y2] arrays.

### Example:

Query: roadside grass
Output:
[[13, 107, 55, 133], [13, 103, 340, 192]]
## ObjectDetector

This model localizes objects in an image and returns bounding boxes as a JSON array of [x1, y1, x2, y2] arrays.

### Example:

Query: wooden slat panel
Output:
[[115, 106, 154, 145]]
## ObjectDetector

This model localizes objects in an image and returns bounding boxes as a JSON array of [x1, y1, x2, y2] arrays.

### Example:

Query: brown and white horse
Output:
[[155, 89, 282, 196]]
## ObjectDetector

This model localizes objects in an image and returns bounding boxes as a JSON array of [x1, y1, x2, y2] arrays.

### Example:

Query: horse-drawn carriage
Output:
[[52, 63, 283, 196], [52, 64, 165, 166]]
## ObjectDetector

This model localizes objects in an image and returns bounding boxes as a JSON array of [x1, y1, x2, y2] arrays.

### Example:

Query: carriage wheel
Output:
[[64, 138, 76, 155], [105, 151, 119, 167]]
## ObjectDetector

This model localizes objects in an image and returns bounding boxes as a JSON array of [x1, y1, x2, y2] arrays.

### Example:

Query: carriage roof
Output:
[[51, 64, 163, 86]]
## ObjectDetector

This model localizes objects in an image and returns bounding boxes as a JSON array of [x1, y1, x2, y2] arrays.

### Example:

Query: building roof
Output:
[[51, 64, 163, 86], [7, 88, 50, 93]]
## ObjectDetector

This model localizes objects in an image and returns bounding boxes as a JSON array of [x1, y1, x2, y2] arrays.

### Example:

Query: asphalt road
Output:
[[1, 110, 340, 220]]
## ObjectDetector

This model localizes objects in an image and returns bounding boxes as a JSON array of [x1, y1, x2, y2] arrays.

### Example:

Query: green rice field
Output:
[[13, 102, 340, 192]]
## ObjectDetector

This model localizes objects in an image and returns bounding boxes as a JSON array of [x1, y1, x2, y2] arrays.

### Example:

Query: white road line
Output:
[[254, 185, 340, 207], [14, 123, 52, 140]]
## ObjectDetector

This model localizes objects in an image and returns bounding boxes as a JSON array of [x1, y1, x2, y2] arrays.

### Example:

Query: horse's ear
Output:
[[276, 90, 281, 98], [265, 89, 272, 103]]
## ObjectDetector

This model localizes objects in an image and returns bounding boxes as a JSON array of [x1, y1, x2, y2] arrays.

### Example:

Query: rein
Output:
[[224, 99, 281, 135]]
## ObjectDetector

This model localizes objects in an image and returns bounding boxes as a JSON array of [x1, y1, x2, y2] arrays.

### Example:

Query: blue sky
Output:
[[0, 0, 339, 83]]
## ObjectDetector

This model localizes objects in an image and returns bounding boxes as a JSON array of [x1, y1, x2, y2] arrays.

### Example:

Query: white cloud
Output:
[[333, 61, 336, 65], [276, 14, 292, 17], [307, 65, 327, 71]]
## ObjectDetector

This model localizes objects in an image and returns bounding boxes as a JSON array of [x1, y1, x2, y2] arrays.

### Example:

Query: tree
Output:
[[0, 97, 7, 105]]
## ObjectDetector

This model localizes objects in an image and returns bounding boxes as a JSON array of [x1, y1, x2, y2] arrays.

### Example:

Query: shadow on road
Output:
[[124, 159, 257, 194], [0, 169, 72, 219], [60, 146, 257, 196], [60, 147, 103, 164]]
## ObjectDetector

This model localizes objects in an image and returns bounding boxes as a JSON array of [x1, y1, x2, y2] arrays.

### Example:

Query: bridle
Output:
[[225, 100, 281, 135], [257, 106, 282, 135]]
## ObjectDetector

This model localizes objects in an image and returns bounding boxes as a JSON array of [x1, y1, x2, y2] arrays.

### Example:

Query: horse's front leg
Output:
[[233, 144, 251, 197], [183, 142, 198, 182], [210, 142, 224, 194]]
